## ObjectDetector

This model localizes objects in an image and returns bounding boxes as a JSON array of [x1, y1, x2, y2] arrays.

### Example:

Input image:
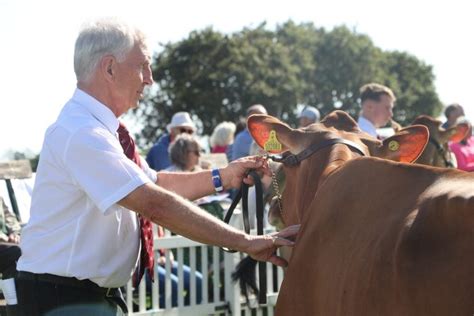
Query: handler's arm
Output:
[[119, 183, 250, 251], [119, 161, 299, 266], [155, 170, 216, 201], [155, 156, 267, 201]]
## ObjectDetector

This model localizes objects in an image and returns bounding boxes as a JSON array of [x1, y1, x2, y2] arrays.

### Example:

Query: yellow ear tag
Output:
[[264, 130, 282, 152], [388, 140, 400, 151]]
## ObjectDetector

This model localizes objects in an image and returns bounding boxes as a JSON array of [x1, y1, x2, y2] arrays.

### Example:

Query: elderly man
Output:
[[298, 106, 320, 128], [357, 83, 396, 138], [231, 104, 268, 161], [15, 18, 298, 316], [146, 111, 196, 171]]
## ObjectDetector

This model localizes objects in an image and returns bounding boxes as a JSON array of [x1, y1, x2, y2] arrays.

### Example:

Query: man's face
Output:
[[450, 107, 465, 122], [170, 126, 195, 138], [371, 94, 394, 128], [113, 43, 153, 113]]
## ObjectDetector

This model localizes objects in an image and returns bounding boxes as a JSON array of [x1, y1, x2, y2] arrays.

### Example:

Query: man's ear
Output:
[[100, 55, 115, 80], [369, 125, 429, 163]]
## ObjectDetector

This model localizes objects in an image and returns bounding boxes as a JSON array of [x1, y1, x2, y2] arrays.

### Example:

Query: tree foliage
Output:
[[133, 21, 442, 147]]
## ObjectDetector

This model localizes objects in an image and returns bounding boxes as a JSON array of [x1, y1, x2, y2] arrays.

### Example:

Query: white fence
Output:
[[126, 225, 283, 315]]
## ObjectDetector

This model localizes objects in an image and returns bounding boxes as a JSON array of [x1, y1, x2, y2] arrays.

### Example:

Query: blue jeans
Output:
[[146, 262, 203, 307]]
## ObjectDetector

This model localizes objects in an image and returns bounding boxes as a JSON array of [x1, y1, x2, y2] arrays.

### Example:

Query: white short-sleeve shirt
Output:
[[17, 89, 157, 288]]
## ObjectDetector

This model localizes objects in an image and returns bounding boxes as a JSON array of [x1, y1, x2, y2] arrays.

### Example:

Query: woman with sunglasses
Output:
[[166, 134, 203, 172]]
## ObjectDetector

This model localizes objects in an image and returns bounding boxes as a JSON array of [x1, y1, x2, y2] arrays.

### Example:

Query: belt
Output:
[[16, 271, 128, 313]]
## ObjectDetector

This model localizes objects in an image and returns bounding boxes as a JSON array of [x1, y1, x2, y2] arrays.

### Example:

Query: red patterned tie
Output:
[[117, 122, 155, 285]]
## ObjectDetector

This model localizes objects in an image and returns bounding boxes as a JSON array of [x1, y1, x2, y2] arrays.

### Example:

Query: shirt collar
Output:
[[72, 88, 119, 134], [358, 115, 377, 137]]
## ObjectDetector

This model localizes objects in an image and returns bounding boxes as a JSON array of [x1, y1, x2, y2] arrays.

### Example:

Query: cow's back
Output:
[[276, 158, 474, 316]]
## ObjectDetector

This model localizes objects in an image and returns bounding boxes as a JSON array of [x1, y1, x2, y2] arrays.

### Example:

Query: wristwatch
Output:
[[211, 168, 224, 193]]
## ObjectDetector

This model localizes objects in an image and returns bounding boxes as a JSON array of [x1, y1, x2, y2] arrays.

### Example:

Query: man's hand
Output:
[[243, 224, 300, 267], [8, 233, 20, 244], [220, 156, 271, 190]]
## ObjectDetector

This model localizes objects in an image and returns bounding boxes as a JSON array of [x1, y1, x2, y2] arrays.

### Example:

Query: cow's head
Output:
[[248, 110, 429, 228], [411, 115, 470, 167]]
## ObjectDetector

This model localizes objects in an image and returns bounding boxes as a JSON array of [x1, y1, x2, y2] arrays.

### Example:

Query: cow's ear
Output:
[[444, 122, 470, 143], [369, 125, 429, 163], [248, 114, 292, 153], [321, 110, 360, 133]]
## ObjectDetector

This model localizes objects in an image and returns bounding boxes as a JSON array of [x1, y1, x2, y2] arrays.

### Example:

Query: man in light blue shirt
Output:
[[231, 104, 267, 161], [357, 83, 396, 138]]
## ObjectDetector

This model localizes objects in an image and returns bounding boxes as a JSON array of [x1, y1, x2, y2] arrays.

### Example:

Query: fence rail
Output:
[[127, 225, 282, 315]]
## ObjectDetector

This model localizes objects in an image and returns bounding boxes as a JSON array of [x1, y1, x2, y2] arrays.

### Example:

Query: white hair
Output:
[[74, 17, 147, 82], [210, 121, 236, 147]]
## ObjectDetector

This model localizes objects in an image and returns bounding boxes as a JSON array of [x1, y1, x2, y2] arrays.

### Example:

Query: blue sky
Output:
[[1, 0, 473, 157]]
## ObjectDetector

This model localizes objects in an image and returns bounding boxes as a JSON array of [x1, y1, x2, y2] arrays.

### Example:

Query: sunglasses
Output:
[[179, 128, 194, 134]]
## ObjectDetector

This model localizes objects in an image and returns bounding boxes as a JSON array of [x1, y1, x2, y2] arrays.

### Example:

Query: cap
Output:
[[246, 104, 267, 116], [166, 112, 197, 133], [298, 106, 320, 122]]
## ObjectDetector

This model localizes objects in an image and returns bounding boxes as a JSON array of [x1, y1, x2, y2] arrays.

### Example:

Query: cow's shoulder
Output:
[[395, 170, 474, 266]]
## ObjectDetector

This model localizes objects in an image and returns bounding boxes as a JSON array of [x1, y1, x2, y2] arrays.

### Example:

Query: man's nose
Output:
[[143, 66, 153, 85]]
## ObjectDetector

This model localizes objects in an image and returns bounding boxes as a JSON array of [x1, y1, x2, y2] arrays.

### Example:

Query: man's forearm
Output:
[[153, 189, 247, 250], [156, 169, 225, 201], [121, 183, 248, 252]]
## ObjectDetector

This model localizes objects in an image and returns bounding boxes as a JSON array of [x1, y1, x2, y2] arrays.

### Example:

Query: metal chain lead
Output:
[[270, 169, 283, 215], [263, 153, 283, 215]]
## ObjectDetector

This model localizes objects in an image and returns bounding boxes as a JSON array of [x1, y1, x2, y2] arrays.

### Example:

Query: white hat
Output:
[[166, 112, 196, 133], [298, 106, 320, 122], [246, 104, 267, 116]]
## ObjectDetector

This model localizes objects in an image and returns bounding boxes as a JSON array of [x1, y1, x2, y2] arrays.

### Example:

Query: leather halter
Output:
[[221, 171, 268, 304], [268, 138, 366, 166], [428, 137, 454, 168]]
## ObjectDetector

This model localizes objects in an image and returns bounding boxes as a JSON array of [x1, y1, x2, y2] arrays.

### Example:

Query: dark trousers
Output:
[[15, 273, 125, 316], [0, 243, 21, 277]]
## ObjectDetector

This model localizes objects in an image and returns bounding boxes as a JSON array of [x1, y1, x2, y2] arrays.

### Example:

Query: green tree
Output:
[[384, 51, 442, 124], [134, 24, 306, 147], [274, 21, 323, 119], [134, 21, 442, 147], [309, 26, 387, 118], [134, 27, 233, 147]]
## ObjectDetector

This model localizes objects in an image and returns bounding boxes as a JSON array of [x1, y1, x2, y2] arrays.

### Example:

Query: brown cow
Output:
[[410, 115, 469, 167], [248, 111, 474, 316]]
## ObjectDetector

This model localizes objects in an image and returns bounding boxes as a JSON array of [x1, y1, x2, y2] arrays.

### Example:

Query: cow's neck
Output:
[[294, 145, 356, 222], [319, 144, 358, 185]]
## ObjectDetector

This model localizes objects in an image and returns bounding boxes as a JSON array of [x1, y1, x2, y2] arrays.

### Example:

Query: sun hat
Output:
[[166, 112, 196, 133], [298, 106, 320, 122]]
